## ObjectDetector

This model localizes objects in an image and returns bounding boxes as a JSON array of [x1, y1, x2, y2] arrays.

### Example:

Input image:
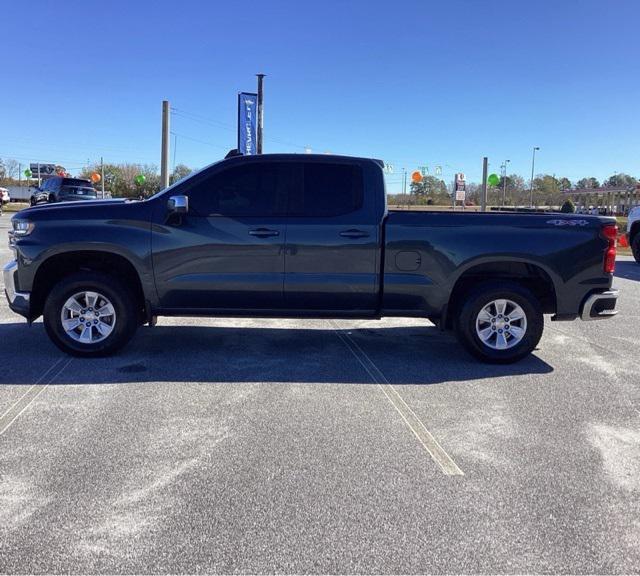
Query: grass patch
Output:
[[2, 202, 29, 213]]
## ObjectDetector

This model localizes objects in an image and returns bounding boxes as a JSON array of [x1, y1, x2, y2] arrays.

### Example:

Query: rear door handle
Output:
[[339, 229, 369, 239], [249, 228, 280, 238]]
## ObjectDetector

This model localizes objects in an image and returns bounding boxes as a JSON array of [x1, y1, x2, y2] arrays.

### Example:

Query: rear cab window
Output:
[[288, 163, 364, 217]]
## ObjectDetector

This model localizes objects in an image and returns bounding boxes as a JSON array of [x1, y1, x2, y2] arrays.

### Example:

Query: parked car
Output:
[[4, 153, 619, 362], [29, 177, 97, 206], [628, 205, 640, 262]]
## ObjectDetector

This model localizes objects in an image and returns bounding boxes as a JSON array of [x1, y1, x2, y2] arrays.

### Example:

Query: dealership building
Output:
[[564, 185, 640, 215]]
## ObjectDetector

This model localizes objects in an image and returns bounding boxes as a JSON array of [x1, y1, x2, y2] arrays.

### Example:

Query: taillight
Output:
[[601, 224, 617, 273]]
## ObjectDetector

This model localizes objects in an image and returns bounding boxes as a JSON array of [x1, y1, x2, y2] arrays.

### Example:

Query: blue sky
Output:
[[2, 0, 639, 192]]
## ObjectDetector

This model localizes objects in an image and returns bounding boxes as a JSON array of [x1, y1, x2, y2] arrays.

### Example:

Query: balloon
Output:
[[488, 173, 500, 186], [91, 172, 101, 183], [411, 171, 423, 183], [24, 169, 32, 178], [134, 174, 146, 186]]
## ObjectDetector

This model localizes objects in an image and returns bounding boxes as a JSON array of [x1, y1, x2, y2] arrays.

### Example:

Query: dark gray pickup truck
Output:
[[4, 153, 619, 362]]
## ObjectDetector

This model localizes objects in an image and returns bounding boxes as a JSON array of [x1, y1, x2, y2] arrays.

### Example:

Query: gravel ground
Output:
[[0, 214, 638, 574]]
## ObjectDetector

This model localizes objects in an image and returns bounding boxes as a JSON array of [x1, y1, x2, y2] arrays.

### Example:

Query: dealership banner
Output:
[[238, 92, 258, 155]]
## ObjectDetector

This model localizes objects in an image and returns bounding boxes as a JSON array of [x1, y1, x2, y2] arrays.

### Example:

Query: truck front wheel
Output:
[[632, 234, 640, 263], [454, 281, 544, 364], [43, 272, 139, 357]]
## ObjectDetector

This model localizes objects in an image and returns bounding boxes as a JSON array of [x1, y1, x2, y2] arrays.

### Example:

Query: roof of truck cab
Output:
[[224, 153, 384, 166]]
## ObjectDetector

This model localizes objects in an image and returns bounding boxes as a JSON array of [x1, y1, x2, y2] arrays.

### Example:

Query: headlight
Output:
[[12, 219, 35, 236]]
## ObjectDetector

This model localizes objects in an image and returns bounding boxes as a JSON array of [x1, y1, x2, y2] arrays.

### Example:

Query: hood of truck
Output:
[[15, 198, 146, 220]]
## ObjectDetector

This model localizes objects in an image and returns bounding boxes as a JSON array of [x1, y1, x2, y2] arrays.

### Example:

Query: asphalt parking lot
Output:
[[0, 214, 638, 574]]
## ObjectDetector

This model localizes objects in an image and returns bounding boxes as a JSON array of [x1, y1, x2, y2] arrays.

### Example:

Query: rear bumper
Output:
[[3, 260, 30, 319], [580, 289, 618, 321]]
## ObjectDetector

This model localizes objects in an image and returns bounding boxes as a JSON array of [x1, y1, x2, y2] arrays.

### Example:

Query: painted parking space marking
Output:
[[0, 357, 73, 436], [331, 322, 464, 476]]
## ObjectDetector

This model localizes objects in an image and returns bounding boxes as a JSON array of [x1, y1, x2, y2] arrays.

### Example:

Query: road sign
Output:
[[454, 173, 466, 203], [30, 163, 56, 176]]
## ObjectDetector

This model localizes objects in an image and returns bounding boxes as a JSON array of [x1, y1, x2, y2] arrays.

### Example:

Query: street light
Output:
[[501, 159, 511, 207], [529, 147, 540, 208]]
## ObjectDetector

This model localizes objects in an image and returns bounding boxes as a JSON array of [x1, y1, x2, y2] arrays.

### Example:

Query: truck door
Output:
[[151, 161, 293, 310], [284, 161, 380, 312]]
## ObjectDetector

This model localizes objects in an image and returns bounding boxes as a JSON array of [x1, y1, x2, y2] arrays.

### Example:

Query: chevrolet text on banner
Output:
[[238, 92, 258, 155]]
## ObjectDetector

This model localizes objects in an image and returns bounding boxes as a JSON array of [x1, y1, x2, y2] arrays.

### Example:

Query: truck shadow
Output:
[[615, 260, 640, 282], [0, 321, 553, 386]]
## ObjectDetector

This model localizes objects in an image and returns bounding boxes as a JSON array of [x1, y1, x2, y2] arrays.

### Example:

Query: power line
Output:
[[171, 106, 308, 151], [170, 132, 230, 151]]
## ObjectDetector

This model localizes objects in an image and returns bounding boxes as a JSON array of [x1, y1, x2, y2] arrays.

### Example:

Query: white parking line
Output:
[[331, 323, 464, 476], [0, 357, 73, 436]]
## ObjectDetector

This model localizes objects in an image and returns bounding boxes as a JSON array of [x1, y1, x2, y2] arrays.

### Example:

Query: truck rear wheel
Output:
[[454, 281, 544, 364], [43, 272, 138, 357]]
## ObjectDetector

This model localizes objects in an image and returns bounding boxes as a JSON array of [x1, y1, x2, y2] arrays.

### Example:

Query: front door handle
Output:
[[339, 229, 369, 239], [249, 228, 280, 238]]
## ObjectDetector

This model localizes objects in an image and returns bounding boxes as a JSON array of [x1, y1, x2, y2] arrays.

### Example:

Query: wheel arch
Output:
[[31, 249, 147, 320], [444, 258, 558, 329]]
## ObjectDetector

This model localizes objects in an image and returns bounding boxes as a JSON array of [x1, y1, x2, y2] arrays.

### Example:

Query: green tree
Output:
[[410, 175, 449, 204], [576, 177, 600, 189], [531, 175, 572, 207], [560, 198, 575, 213], [604, 173, 637, 188], [494, 174, 526, 206], [170, 164, 193, 184], [80, 163, 161, 198]]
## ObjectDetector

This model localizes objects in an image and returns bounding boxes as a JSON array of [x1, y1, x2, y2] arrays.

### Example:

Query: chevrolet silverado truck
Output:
[[3, 154, 619, 363]]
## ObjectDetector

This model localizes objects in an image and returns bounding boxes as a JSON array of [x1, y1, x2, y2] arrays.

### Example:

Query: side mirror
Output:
[[167, 195, 188, 214]]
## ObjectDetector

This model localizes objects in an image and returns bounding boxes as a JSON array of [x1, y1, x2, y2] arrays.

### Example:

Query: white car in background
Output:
[[0, 187, 9, 212], [628, 206, 640, 263]]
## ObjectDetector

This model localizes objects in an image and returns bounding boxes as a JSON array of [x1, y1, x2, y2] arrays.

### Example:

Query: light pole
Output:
[[501, 159, 510, 207], [529, 147, 540, 207]]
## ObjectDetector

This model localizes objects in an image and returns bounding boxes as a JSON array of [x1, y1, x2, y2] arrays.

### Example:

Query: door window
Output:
[[187, 162, 292, 217], [289, 163, 363, 217]]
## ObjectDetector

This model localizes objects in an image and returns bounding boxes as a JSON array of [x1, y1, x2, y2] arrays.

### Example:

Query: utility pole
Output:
[[256, 74, 265, 154], [481, 157, 488, 212], [501, 159, 510, 207], [160, 100, 170, 189], [402, 168, 407, 208], [530, 146, 540, 208], [100, 157, 105, 199]]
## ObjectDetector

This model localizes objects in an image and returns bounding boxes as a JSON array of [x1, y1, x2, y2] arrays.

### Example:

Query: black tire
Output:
[[43, 272, 139, 357], [454, 280, 544, 364], [632, 234, 640, 264]]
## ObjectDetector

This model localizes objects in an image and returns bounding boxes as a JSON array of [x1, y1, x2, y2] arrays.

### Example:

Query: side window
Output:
[[187, 163, 291, 217], [290, 163, 364, 217]]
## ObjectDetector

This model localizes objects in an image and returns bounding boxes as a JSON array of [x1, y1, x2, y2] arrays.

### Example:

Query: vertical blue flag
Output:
[[238, 92, 258, 155]]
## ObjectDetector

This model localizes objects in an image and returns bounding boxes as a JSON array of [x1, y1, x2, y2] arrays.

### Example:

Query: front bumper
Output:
[[580, 289, 619, 321], [3, 260, 31, 319]]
